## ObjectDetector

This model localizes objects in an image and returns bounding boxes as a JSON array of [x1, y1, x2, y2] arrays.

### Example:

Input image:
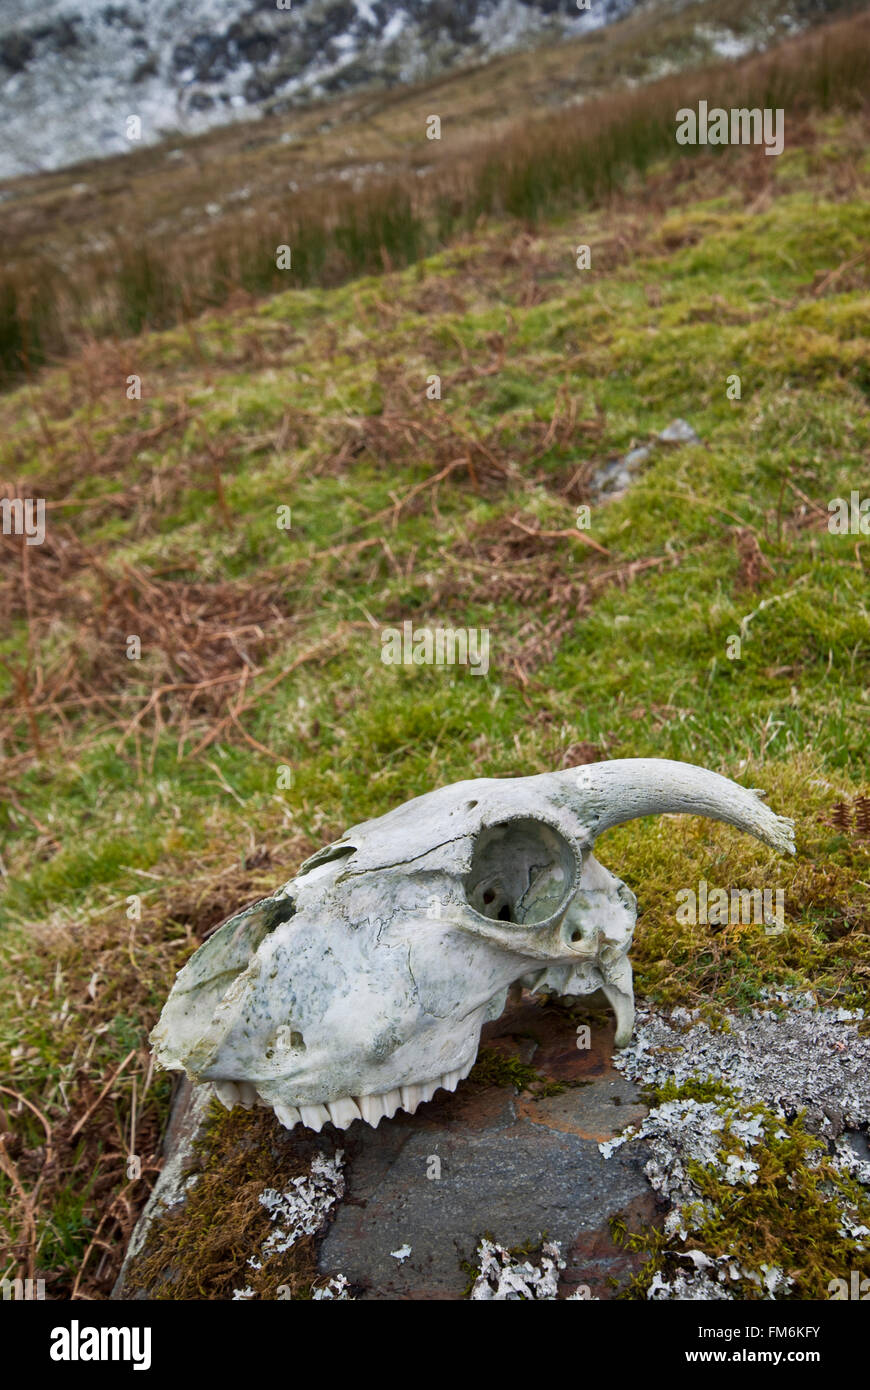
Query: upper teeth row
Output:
[[213, 1055, 476, 1131]]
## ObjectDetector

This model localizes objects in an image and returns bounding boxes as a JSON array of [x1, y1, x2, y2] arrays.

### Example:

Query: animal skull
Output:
[[151, 758, 794, 1132]]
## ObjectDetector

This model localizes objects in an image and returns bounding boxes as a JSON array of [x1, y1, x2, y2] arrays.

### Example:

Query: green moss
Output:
[[614, 1103, 870, 1300], [124, 1100, 339, 1300], [469, 1047, 569, 1097], [648, 1075, 741, 1106]]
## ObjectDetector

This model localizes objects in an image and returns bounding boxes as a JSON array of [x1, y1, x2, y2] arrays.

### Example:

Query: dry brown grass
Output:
[[0, 534, 297, 773], [0, 834, 311, 1298]]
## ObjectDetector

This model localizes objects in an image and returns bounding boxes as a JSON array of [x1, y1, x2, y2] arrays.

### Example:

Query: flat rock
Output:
[[318, 997, 653, 1298], [116, 994, 658, 1300], [591, 420, 702, 498], [658, 418, 701, 445]]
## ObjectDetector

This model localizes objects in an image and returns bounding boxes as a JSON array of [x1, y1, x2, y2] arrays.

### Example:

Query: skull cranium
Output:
[[151, 758, 794, 1132]]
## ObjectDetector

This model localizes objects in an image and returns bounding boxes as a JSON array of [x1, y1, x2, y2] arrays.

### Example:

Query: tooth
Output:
[[326, 1097, 362, 1129], [299, 1104, 330, 1132], [214, 1081, 240, 1110], [380, 1088, 402, 1119], [358, 1071, 475, 1127], [273, 1102, 301, 1130], [400, 1084, 424, 1114], [237, 1082, 258, 1109], [357, 1094, 387, 1127]]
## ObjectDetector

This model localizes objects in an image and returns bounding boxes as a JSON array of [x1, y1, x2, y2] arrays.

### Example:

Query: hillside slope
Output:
[[1, 93, 868, 1294], [0, 0, 855, 176]]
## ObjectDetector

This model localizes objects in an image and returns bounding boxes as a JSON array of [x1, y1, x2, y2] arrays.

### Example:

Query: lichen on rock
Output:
[[121, 1096, 346, 1300], [469, 1237, 571, 1301], [598, 996, 870, 1299]]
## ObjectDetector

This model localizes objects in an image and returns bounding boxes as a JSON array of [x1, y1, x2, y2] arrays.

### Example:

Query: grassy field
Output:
[[1, 12, 869, 1299]]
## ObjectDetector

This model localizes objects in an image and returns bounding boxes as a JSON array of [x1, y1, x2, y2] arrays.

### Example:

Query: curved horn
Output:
[[561, 758, 795, 854]]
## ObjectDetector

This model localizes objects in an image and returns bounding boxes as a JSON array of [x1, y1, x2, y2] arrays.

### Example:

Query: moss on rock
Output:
[[125, 1100, 341, 1300]]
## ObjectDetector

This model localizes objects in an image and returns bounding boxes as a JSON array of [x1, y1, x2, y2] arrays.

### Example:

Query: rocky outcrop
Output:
[[114, 993, 658, 1300], [0, 0, 634, 178]]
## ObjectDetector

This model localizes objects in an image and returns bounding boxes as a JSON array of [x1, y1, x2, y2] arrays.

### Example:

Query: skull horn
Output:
[[561, 758, 795, 854]]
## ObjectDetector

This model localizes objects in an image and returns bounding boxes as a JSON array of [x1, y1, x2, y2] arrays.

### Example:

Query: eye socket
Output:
[[464, 818, 576, 926]]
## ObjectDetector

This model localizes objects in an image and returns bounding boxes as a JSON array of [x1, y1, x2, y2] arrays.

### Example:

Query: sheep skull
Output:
[[151, 759, 794, 1132]]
